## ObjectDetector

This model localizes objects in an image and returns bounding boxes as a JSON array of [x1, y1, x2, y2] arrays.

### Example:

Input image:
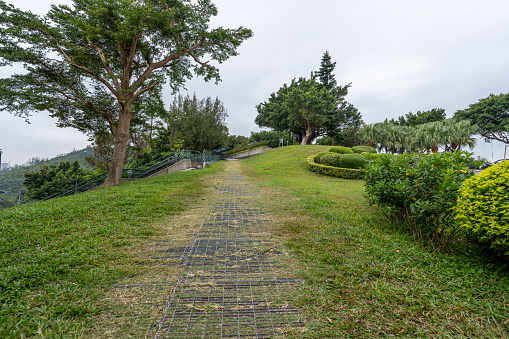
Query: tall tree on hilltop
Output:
[[255, 52, 361, 145], [0, 0, 252, 186]]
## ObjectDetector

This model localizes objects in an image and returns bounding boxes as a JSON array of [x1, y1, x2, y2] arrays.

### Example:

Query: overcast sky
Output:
[[1, 0, 509, 165]]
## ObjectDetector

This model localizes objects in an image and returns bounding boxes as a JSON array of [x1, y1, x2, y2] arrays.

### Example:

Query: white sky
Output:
[[1, 0, 509, 165]]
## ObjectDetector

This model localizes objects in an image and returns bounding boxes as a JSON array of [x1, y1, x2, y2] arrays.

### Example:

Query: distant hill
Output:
[[0, 146, 92, 209]]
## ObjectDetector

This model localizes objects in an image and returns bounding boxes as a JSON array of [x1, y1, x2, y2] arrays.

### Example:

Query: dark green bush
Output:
[[319, 153, 341, 167], [307, 155, 364, 180], [329, 146, 354, 154], [364, 151, 474, 251], [456, 160, 509, 256], [314, 152, 329, 164], [336, 153, 366, 169], [352, 145, 376, 154]]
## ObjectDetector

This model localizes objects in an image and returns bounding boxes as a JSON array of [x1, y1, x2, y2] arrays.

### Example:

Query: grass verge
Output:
[[0, 163, 221, 338], [242, 145, 509, 338]]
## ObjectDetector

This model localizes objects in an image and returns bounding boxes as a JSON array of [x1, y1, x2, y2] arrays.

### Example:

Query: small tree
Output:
[[0, 0, 252, 186], [23, 161, 90, 200]]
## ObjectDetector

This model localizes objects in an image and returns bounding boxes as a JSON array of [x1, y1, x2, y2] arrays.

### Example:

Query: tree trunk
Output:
[[300, 123, 315, 145], [103, 107, 132, 187]]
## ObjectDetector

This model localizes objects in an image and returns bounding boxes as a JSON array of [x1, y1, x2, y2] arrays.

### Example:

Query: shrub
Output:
[[308, 155, 364, 179], [364, 151, 474, 251], [456, 160, 509, 256], [314, 152, 329, 164], [329, 146, 353, 154], [336, 153, 367, 169], [319, 153, 341, 167], [352, 145, 376, 154]]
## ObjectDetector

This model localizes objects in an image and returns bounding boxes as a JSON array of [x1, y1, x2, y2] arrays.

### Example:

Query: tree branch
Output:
[[86, 37, 121, 93]]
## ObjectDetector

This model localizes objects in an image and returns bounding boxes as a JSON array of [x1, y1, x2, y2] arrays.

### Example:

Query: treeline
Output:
[[0, 147, 92, 209]]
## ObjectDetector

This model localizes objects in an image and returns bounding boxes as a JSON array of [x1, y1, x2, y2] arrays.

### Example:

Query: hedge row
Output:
[[307, 155, 365, 180]]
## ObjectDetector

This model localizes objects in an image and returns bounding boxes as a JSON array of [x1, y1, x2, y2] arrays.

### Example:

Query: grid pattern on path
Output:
[[153, 173, 304, 338]]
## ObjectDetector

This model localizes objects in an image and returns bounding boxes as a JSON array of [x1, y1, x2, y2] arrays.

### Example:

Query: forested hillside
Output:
[[0, 147, 92, 209]]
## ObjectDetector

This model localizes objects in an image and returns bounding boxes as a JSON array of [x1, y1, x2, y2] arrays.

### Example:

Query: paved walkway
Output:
[[105, 161, 304, 338]]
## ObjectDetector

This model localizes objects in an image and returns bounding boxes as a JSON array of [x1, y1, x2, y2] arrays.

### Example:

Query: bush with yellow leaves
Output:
[[456, 160, 509, 256]]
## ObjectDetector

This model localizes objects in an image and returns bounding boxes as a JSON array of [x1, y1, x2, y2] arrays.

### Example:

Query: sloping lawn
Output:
[[0, 163, 221, 338], [243, 145, 509, 338]]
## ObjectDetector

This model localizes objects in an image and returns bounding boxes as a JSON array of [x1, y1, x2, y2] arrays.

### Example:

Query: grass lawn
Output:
[[242, 145, 509, 338], [0, 163, 221, 338]]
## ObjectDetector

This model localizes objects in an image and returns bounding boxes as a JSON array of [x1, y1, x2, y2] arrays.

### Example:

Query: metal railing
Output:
[[43, 150, 221, 201]]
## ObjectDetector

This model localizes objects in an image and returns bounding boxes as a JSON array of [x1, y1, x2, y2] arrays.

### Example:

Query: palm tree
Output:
[[441, 119, 477, 152]]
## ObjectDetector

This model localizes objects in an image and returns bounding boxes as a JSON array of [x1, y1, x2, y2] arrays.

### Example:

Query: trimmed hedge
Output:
[[314, 151, 330, 164], [336, 153, 367, 169], [329, 146, 354, 154], [319, 153, 341, 167], [308, 155, 365, 180], [456, 160, 509, 256], [352, 145, 377, 154]]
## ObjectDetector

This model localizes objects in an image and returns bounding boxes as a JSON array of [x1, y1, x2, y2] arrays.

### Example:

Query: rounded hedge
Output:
[[456, 160, 509, 256], [329, 146, 354, 154], [319, 153, 342, 167], [314, 151, 329, 164], [352, 145, 376, 154], [336, 153, 367, 169]]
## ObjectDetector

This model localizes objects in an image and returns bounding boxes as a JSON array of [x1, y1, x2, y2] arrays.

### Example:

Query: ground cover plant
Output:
[[0, 163, 221, 338], [243, 145, 509, 338]]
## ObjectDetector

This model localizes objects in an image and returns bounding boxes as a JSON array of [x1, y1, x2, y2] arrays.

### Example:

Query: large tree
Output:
[[256, 52, 360, 145], [0, 0, 252, 186], [454, 93, 509, 144], [161, 93, 228, 151], [390, 108, 446, 126]]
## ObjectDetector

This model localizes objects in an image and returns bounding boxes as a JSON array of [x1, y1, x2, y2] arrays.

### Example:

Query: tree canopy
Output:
[[160, 93, 228, 151], [255, 52, 361, 145], [454, 93, 509, 144], [0, 0, 252, 186], [390, 108, 446, 126]]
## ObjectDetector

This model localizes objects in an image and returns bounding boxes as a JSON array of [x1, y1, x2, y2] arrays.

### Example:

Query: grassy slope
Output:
[[243, 145, 509, 338], [0, 163, 221, 338]]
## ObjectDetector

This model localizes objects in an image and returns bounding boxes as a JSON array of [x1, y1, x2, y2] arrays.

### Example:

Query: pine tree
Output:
[[315, 51, 338, 91]]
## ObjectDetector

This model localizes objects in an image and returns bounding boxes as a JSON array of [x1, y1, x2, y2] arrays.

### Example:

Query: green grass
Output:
[[0, 163, 221, 338], [243, 145, 509, 338]]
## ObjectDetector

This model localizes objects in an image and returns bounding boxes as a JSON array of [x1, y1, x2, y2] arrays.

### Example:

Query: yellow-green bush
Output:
[[308, 155, 364, 179], [456, 160, 509, 255]]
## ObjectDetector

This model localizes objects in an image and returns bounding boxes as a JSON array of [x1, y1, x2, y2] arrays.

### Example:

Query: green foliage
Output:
[[224, 134, 250, 150], [308, 155, 365, 179], [319, 153, 341, 167], [351, 145, 376, 154], [163, 94, 229, 151], [23, 161, 91, 200], [255, 52, 360, 145], [455, 93, 509, 144], [336, 153, 367, 169], [244, 146, 509, 337], [456, 160, 509, 255], [0, 147, 92, 209], [391, 108, 446, 126], [365, 151, 474, 251], [313, 151, 329, 163], [249, 130, 294, 148], [226, 141, 269, 157], [0, 0, 252, 185], [329, 146, 353, 154]]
